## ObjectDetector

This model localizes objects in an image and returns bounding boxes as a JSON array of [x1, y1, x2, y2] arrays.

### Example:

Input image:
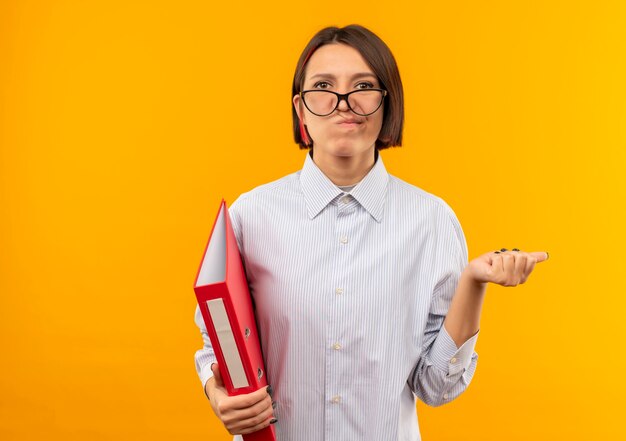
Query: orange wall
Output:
[[1, 1, 625, 440]]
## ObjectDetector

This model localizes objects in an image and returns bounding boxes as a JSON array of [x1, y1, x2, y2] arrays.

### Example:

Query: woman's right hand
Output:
[[205, 363, 276, 435]]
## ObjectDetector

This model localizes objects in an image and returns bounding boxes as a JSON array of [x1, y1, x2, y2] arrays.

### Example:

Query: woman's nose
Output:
[[336, 96, 350, 111]]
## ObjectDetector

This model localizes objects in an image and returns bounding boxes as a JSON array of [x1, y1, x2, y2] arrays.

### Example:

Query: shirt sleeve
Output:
[[194, 304, 217, 388], [408, 203, 479, 407]]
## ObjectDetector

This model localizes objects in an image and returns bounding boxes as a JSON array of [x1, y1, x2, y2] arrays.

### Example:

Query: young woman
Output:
[[194, 24, 548, 441]]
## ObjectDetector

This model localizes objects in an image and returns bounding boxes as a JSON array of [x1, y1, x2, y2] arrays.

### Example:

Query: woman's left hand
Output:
[[464, 249, 549, 287]]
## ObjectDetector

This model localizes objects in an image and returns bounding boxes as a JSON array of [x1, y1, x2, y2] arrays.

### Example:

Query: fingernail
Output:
[[512, 248, 520, 252], [266, 385, 273, 397], [270, 418, 278, 424], [500, 248, 508, 252], [272, 401, 277, 409]]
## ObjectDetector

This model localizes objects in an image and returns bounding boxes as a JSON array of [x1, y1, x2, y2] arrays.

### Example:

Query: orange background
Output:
[[1, 1, 625, 440]]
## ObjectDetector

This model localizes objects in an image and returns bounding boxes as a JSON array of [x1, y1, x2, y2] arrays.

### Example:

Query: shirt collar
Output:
[[300, 151, 389, 222]]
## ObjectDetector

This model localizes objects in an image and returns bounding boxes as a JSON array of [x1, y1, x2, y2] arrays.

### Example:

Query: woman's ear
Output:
[[293, 94, 305, 123], [294, 94, 312, 146]]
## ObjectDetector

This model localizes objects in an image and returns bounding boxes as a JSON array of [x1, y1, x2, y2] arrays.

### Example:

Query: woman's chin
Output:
[[326, 141, 375, 158]]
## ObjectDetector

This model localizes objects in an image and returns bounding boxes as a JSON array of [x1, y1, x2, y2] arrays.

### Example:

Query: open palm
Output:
[[465, 249, 549, 287]]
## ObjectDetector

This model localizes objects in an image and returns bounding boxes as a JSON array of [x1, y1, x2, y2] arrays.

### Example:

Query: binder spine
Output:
[[196, 284, 256, 395]]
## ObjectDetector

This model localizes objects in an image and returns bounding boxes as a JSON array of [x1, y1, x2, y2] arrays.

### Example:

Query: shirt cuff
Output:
[[429, 325, 479, 376], [199, 361, 216, 390]]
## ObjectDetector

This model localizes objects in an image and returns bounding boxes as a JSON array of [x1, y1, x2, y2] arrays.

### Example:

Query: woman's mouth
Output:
[[337, 118, 363, 126]]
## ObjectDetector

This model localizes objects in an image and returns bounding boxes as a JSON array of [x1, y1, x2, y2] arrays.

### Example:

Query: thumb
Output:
[[530, 251, 550, 263], [211, 362, 224, 387]]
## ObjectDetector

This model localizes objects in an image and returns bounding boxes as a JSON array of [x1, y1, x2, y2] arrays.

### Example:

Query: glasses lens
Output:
[[348, 90, 384, 116], [303, 91, 338, 116]]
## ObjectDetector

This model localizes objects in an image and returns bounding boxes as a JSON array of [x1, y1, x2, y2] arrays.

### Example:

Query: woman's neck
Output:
[[311, 148, 376, 187]]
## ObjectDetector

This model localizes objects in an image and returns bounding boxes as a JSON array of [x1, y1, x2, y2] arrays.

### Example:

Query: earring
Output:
[[299, 119, 312, 146]]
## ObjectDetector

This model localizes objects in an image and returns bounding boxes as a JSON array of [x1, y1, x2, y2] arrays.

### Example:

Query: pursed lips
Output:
[[336, 118, 363, 125]]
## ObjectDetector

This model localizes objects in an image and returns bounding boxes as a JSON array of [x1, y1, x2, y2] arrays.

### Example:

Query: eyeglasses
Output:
[[299, 88, 387, 117]]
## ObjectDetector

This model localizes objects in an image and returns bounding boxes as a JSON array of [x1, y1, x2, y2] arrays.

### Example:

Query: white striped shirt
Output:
[[194, 152, 479, 441]]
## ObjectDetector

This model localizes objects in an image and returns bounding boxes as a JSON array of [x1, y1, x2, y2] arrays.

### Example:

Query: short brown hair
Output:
[[292, 24, 404, 149]]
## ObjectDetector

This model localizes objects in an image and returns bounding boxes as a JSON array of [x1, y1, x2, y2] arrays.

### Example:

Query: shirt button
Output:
[[339, 236, 348, 244], [333, 343, 341, 350], [335, 287, 344, 295], [340, 196, 350, 204], [331, 395, 341, 404], [443, 393, 449, 400], [451, 357, 457, 363]]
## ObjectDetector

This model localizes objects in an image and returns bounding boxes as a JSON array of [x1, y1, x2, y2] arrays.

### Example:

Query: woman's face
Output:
[[293, 43, 384, 161]]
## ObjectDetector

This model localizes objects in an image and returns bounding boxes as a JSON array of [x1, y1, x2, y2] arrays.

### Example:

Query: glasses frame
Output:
[[299, 88, 388, 117]]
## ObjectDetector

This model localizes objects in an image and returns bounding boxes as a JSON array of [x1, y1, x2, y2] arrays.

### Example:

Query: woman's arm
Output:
[[442, 269, 486, 348]]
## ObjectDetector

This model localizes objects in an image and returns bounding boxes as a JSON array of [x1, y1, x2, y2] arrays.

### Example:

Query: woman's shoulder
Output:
[[388, 174, 467, 255], [387, 174, 457, 217]]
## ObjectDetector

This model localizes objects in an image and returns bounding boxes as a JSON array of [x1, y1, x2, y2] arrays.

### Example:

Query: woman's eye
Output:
[[356, 82, 375, 89], [313, 81, 331, 89]]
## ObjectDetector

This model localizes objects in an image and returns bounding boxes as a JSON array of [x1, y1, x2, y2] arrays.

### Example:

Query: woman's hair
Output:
[[292, 24, 404, 149]]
